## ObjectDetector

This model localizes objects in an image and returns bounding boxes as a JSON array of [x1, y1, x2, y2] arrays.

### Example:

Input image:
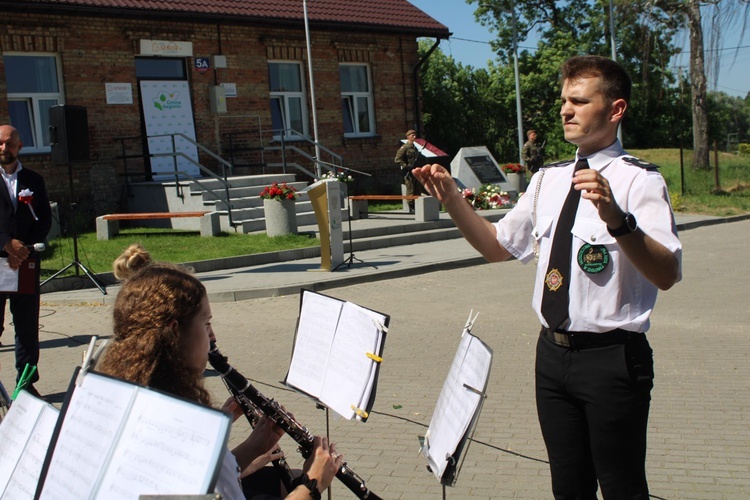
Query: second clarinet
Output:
[[208, 342, 382, 500]]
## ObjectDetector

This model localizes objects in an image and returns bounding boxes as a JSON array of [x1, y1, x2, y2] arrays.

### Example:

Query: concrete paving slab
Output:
[[1, 215, 748, 498]]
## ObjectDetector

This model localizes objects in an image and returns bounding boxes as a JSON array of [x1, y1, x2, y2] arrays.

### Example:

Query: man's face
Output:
[[407, 132, 416, 143], [560, 77, 619, 156], [0, 126, 22, 167], [528, 131, 537, 142]]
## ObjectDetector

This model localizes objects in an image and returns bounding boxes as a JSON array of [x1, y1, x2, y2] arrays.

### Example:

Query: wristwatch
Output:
[[607, 212, 638, 237], [293, 473, 321, 500]]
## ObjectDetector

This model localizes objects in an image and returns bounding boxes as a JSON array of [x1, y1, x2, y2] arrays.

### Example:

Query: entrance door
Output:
[[136, 57, 200, 179]]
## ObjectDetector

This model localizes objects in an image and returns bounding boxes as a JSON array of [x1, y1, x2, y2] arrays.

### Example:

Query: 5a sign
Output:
[[195, 58, 210, 73]]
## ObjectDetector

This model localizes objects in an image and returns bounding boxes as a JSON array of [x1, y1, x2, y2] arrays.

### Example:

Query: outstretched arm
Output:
[[412, 164, 512, 262]]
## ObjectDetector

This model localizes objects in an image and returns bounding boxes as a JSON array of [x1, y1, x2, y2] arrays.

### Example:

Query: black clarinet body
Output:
[[219, 370, 296, 493], [208, 342, 382, 500]]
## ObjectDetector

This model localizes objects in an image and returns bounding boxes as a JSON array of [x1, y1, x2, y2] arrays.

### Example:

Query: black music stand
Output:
[[41, 162, 107, 295], [333, 198, 377, 271]]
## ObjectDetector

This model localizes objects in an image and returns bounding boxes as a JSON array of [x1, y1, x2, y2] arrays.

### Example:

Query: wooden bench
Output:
[[96, 211, 220, 240], [347, 195, 439, 222]]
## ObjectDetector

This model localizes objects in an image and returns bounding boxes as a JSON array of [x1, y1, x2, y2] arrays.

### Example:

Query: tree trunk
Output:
[[686, 0, 710, 170]]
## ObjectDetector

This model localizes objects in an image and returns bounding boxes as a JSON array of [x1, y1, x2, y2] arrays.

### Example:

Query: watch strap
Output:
[[292, 473, 321, 500], [607, 212, 637, 237]]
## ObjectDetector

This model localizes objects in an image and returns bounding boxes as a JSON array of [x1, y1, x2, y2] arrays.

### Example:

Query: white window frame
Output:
[[4, 52, 64, 154], [340, 63, 375, 137], [268, 61, 308, 140]]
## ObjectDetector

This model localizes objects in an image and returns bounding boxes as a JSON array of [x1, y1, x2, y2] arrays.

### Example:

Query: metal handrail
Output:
[[148, 134, 236, 228], [263, 128, 344, 176]]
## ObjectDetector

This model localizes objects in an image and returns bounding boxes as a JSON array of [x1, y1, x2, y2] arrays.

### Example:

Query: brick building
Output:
[[0, 0, 449, 224]]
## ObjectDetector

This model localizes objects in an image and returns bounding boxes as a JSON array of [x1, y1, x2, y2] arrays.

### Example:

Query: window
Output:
[[268, 62, 308, 139], [340, 64, 374, 137], [4, 54, 64, 153]]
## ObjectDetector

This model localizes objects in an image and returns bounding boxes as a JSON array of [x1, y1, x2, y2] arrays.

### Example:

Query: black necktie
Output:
[[541, 159, 588, 332]]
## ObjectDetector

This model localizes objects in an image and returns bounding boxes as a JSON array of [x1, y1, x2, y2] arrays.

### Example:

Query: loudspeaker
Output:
[[49, 105, 90, 164]]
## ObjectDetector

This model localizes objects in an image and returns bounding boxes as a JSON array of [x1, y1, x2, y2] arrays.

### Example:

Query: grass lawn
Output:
[[628, 148, 750, 216], [41, 229, 318, 278], [40, 149, 749, 277]]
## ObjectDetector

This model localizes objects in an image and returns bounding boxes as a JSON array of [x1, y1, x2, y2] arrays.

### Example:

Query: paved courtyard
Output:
[[1, 220, 748, 498]]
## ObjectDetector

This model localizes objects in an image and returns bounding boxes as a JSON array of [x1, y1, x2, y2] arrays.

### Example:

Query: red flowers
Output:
[[501, 163, 526, 174], [260, 182, 298, 201]]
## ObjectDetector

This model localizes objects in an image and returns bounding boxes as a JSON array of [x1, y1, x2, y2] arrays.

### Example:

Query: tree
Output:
[[467, 0, 683, 157], [649, 0, 749, 168]]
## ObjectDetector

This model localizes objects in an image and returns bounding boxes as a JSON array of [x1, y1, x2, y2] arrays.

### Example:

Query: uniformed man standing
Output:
[[413, 56, 681, 499], [394, 129, 423, 213], [522, 129, 544, 173]]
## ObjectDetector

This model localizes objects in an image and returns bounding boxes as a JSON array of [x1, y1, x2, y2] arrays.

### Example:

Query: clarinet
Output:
[[208, 342, 382, 500], [217, 367, 295, 493]]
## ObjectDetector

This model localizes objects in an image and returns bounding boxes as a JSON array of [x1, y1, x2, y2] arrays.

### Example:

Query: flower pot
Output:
[[505, 172, 527, 193], [263, 198, 298, 237]]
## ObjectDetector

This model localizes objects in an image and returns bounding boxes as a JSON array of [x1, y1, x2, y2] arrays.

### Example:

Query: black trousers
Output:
[[0, 258, 42, 384], [535, 332, 654, 499]]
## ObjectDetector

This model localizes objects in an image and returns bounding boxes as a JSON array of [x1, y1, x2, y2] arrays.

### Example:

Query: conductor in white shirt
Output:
[[413, 56, 682, 499]]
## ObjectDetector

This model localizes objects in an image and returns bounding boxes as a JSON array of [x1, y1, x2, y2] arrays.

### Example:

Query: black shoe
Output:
[[24, 384, 43, 399]]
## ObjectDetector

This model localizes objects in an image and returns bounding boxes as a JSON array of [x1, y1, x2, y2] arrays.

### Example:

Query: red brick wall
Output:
[[0, 12, 424, 222]]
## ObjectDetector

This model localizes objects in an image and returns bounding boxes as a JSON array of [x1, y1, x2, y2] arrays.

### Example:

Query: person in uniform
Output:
[[413, 55, 681, 499], [394, 129, 423, 213], [522, 129, 544, 173]]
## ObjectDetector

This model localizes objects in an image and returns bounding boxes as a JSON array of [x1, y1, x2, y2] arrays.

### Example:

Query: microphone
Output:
[[25, 243, 46, 252]]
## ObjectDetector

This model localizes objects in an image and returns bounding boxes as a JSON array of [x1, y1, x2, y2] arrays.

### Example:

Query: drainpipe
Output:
[[412, 38, 443, 137]]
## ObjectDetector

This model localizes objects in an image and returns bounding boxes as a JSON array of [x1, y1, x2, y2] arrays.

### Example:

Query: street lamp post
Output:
[[511, 0, 525, 167], [303, 0, 322, 177], [608, 0, 623, 144]]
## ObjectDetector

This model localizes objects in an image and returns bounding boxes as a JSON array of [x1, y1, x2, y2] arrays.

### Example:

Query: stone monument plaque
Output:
[[451, 146, 515, 194]]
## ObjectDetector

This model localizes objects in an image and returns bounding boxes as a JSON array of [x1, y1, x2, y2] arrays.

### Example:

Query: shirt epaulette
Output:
[[541, 159, 574, 169], [622, 156, 660, 171]]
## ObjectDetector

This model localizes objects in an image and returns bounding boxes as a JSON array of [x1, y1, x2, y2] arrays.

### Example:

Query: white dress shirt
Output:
[[0, 160, 21, 211], [495, 140, 682, 333]]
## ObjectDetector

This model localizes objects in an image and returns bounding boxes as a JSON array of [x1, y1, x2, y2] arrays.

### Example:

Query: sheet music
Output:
[[286, 292, 342, 396], [423, 332, 492, 480], [318, 302, 385, 419], [96, 389, 228, 498], [39, 373, 136, 499], [0, 258, 19, 292], [2, 404, 59, 500], [0, 391, 49, 490], [38, 371, 230, 499]]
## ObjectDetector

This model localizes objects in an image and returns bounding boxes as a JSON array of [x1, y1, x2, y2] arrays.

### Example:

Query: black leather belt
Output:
[[541, 326, 642, 349]]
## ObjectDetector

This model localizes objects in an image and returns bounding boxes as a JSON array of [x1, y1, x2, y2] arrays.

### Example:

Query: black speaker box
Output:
[[49, 105, 90, 164]]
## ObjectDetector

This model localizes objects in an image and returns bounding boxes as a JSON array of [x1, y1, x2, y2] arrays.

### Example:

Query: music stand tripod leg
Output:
[[333, 201, 378, 271]]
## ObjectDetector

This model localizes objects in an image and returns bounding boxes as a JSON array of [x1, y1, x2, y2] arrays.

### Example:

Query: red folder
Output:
[[15, 258, 38, 294]]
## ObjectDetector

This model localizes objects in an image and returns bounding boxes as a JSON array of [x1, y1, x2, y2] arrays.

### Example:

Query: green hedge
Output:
[[739, 143, 750, 156]]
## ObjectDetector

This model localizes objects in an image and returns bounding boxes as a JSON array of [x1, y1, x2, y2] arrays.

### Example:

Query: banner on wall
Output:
[[139, 80, 200, 179]]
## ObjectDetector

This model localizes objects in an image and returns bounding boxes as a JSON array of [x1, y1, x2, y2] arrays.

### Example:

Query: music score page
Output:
[[286, 290, 388, 420], [422, 328, 493, 480], [37, 371, 230, 499]]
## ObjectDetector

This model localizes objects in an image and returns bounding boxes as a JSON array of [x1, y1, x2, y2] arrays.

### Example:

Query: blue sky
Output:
[[410, 0, 749, 99]]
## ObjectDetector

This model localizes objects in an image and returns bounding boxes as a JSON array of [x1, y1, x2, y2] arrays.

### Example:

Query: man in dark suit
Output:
[[0, 124, 52, 397]]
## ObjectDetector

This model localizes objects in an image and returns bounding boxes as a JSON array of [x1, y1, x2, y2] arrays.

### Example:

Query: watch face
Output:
[[625, 213, 637, 232]]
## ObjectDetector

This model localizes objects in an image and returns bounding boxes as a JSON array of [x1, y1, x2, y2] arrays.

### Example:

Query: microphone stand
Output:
[[313, 160, 376, 271], [333, 189, 378, 271], [40, 162, 107, 295]]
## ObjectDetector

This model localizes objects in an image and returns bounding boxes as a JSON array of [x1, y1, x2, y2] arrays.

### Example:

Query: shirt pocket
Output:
[[571, 217, 616, 285], [571, 217, 616, 246], [532, 215, 554, 244]]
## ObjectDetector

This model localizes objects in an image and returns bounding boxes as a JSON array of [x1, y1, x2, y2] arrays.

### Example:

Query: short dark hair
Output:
[[561, 55, 631, 104]]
